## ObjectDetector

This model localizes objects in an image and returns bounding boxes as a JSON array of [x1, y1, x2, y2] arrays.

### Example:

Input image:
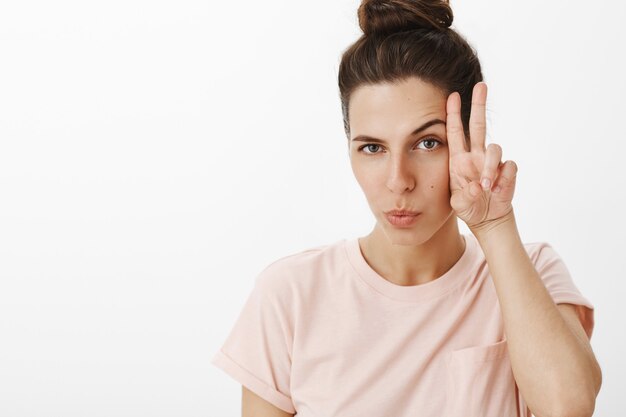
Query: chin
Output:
[[379, 222, 432, 247]]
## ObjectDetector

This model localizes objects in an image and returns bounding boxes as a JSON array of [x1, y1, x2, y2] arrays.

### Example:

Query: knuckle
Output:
[[471, 118, 486, 127], [488, 143, 502, 152]]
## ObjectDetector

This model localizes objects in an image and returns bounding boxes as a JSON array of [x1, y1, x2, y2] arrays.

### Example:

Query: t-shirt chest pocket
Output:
[[443, 339, 522, 417]]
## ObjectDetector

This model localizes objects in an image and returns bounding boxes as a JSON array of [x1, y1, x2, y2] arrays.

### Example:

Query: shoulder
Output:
[[521, 239, 554, 254], [468, 235, 559, 268], [254, 238, 347, 295], [520, 240, 562, 265], [472, 237, 566, 276]]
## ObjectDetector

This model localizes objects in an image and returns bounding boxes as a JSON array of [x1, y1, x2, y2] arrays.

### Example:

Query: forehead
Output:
[[349, 77, 447, 136]]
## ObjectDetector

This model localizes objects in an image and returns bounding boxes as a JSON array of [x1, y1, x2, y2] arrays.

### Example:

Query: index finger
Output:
[[446, 91, 467, 157]]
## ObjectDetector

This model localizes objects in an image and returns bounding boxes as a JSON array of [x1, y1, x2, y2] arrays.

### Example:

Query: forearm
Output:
[[471, 209, 599, 417]]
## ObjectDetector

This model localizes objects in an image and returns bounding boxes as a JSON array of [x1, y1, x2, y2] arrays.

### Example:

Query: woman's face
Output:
[[348, 77, 456, 245]]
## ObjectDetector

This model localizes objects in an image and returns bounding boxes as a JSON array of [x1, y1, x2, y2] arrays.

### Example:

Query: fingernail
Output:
[[481, 178, 490, 190]]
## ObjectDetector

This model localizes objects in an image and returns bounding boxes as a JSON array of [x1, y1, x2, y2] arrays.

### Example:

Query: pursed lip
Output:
[[385, 209, 421, 216]]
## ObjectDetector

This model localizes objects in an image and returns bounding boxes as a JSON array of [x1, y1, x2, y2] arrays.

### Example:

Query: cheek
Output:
[[423, 172, 452, 206], [425, 163, 451, 190], [351, 166, 377, 196], [350, 157, 382, 185]]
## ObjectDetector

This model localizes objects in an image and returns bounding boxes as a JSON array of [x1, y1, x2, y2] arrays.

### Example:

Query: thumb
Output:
[[451, 180, 482, 215]]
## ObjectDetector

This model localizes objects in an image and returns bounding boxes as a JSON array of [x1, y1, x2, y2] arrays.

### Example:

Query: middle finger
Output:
[[470, 82, 487, 154]]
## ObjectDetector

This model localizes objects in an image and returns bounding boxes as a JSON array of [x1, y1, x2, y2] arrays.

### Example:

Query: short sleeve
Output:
[[529, 242, 595, 340], [211, 265, 296, 414]]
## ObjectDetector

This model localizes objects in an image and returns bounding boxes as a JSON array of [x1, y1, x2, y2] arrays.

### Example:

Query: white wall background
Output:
[[0, 0, 623, 415]]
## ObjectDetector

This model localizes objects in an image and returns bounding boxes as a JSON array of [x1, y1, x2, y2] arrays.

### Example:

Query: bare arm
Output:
[[242, 386, 295, 417], [470, 211, 602, 417]]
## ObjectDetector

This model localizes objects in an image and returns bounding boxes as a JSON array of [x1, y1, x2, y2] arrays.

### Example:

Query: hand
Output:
[[446, 82, 518, 231]]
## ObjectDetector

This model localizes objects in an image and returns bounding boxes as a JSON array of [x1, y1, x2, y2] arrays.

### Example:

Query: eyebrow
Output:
[[351, 119, 445, 143]]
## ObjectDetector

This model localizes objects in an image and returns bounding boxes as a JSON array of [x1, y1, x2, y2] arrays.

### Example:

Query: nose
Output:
[[385, 153, 415, 193]]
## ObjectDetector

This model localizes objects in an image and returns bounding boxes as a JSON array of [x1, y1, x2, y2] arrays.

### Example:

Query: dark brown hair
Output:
[[338, 0, 483, 147]]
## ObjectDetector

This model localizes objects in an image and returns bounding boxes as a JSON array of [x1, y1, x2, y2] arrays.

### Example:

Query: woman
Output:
[[212, 1, 602, 416]]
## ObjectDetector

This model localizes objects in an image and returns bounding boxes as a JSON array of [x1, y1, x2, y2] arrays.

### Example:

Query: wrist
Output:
[[469, 207, 517, 242]]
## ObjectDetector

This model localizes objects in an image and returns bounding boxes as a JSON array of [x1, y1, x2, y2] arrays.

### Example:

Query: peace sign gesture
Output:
[[446, 82, 517, 231]]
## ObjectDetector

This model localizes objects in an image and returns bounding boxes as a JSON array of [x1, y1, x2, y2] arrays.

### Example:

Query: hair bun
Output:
[[358, 0, 453, 36]]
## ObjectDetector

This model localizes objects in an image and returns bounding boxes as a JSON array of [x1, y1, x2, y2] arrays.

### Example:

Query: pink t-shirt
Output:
[[211, 233, 595, 416]]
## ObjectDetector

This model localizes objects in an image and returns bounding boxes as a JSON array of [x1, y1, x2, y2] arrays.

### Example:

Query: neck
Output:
[[358, 213, 466, 286]]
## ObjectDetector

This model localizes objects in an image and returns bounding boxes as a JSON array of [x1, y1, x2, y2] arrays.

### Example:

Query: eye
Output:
[[418, 138, 442, 151], [357, 137, 443, 155], [358, 144, 382, 154]]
